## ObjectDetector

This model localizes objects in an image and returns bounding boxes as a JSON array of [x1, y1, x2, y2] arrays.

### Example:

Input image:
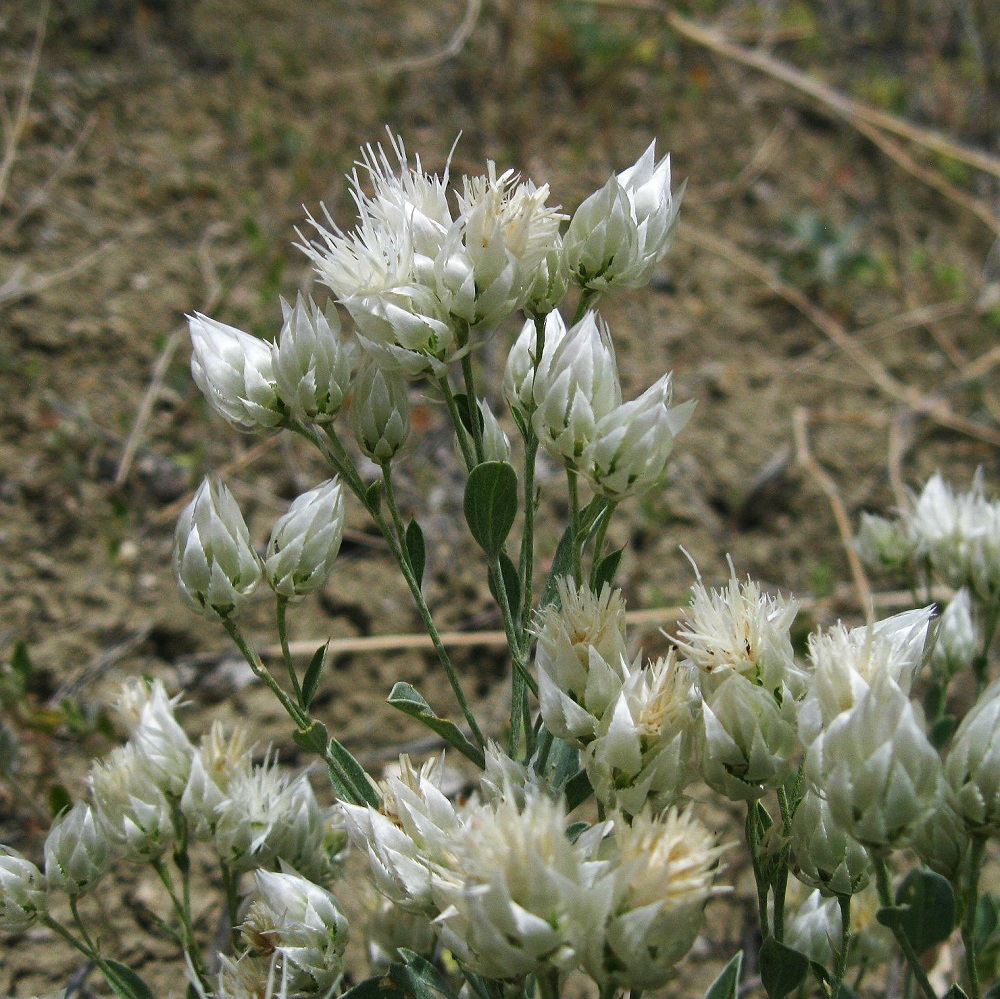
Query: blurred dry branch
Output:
[[678, 221, 1000, 448]]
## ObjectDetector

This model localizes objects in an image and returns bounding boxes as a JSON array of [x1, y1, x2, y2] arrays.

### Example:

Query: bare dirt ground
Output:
[[1, 0, 998, 995]]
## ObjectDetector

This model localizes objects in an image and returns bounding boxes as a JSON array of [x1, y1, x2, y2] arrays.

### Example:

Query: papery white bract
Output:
[[503, 310, 568, 419], [789, 790, 871, 897], [188, 313, 284, 430], [44, 801, 113, 896], [265, 478, 345, 598], [174, 478, 263, 619], [945, 676, 1000, 835], [350, 361, 411, 465], [0, 848, 47, 933], [932, 588, 977, 677]]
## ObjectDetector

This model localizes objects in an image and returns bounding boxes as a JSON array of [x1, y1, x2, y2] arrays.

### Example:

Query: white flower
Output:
[[265, 478, 345, 598], [128, 680, 194, 797], [531, 311, 621, 467], [790, 791, 871, 897], [174, 478, 263, 619], [242, 868, 349, 995], [583, 652, 698, 816], [784, 888, 840, 966], [44, 801, 113, 896], [798, 607, 934, 750], [272, 294, 357, 422], [585, 807, 726, 991], [945, 676, 1000, 835], [503, 310, 568, 419], [932, 588, 977, 677], [697, 672, 799, 801], [181, 721, 252, 842], [674, 566, 803, 695], [582, 373, 695, 500], [807, 671, 941, 851], [0, 848, 47, 932], [432, 790, 603, 981], [477, 399, 511, 464], [350, 361, 411, 464], [188, 313, 284, 430], [564, 142, 680, 292], [534, 579, 630, 747]]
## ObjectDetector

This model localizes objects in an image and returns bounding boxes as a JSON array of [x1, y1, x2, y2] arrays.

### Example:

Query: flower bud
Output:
[[44, 801, 112, 896], [854, 512, 916, 573], [478, 400, 511, 465], [784, 888, 840, 966], [534, 579, 630, 747], [790, 791, 871, 897], [272, 294, 357, 422], [912, 795, 968, 883], [265, 478, 345, 598], [0, 847, 46, 932], [242, 868, 349, 995], [129, 680, 194, 797], [531, 311, 621, 468], [564, 142, 680, 292], [503, 310, 567, 419], [808, 672, 941, 851], [696, 672, 798, 801], [583, 373, 695, 500], [174, 478, 262, 619], [932, 589, 977, 677], [350, 361, 410, 464], [523, 238, 570, 318], [945, 676, 1000, 835], [188, 313, 284, 430]]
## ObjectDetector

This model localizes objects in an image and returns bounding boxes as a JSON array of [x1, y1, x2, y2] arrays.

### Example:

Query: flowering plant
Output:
[[3, 134, 1000, 999]]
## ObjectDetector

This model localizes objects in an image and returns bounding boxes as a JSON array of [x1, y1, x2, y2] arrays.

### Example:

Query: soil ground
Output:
[[1, 0, 998, 995]]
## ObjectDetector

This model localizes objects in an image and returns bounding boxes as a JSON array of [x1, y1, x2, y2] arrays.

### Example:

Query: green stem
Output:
[[833, 894, 852, 999], [962, 835, 987, 999], [519, 433, 540, 636], [746, 803, 771, 939], [773, 785, 793, 943], [220, 861, 241, 952], [588, 501, 617, 588], [537, 966, 562, 999], [276, 597, 302, 705], [571, 287, 601, 325], [382, 465, 486, 750], [567, 467, 583, 586], [874, 855, 938, 999], [438, 374, 476, 472], [44, 913, 97, 962], [151, 855, 209, 984], [458, 327, 485, 466]]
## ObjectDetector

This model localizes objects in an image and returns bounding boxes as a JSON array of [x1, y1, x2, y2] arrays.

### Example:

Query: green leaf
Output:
[[877, 867, 956, 956], [543, 735, 582, 791], [453, 392, 484, 437], [564, 768, 594, 811], [592, 546, 624, 592], [48, 784, 72, 818], [930, 714, 957, 749], [488, 552, 521, 617], [10, 640, 31, 682], [943, 987, 969, 999], [388, 682, 486, 769], [975, 892, 1000, 952], [566, 820, 591, 843], [300, 643, 328, 710], [539, 495, 608, 608], [292, 719, 329, 756], [389, 953, 459, 999], [705, 951, 743, 999], [365, 480, 383, 514], [101, 960, 154, 999], [327, 736, 380, 808], [464, 461, 518, 557], [405, 520, 426, 587], [339, 973, 407, 999], [760, 938, 810, 999]]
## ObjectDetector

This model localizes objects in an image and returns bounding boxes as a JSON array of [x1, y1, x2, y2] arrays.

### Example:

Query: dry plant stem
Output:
[[663, 11, 1000, 182], [793, 408, 874, 615], [381, 466, 487, 750], [963, 836, 987, 999], [682, 222, 1000, 449], [874, 856, 938, 999]]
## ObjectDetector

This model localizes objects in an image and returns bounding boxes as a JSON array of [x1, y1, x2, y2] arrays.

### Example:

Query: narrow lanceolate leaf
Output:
[[101, 960, 154, 999], [388, 682, 486, 769], [326, 736, 380, 808], [592, 546, 624, 592], [760, 938, 810, 999], [705, 951, 743, 999], [464, 461, 518, 557], [405, 519, 426, 587], [300, 642, 328, 710]]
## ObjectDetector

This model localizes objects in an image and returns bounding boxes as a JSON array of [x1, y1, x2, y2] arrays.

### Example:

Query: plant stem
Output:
[[962, 835, 987, 999], [438, 374, 476, 472], [773, 785, 793, 943], [567, 467, 583, 586], [276, 596, 302, 705], [220, 861, 241, 952], [382, 465, 486, 750], [746, 802, 771, 939], [572, 287, 601, 325], [833, 894, 852, 999], [151, 855, 209, 985], [458, 326, 485, 465], [874, 854, 938, 999]]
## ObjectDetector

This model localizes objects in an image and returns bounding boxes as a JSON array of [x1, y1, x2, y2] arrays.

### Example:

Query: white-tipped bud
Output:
[[932, 589, 977, 677], [272, 294, 357, 422], [350, 361, 410, 465], [44, 802, 112, 896], [265, 478, 345, 598], [587, 806, 726, 991], [675, 567, 803, 696], [583, 653, 698, 816], [523, 238, 570, 318], [697, 672, 799, 801], [188, 313, 284, 430], [583, 373, 695, 500], [0, 848, 46, 932], [478, 400, 511, 464], [855, 512, 916, 573], [564, 142, 680, 292], [503, 310, 567, 418], [130, 680, 194, 797], [534, 579, 630, 747], [945, 676, 1000, 835], [912, 795, 968, 883], [784, 888, 840, 966], [808, 672, 941, 851], [174, 479, 262, 619], [242, 868, 349, 995], [790, 791, 871, 897], [531, 311, 621, 468]]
